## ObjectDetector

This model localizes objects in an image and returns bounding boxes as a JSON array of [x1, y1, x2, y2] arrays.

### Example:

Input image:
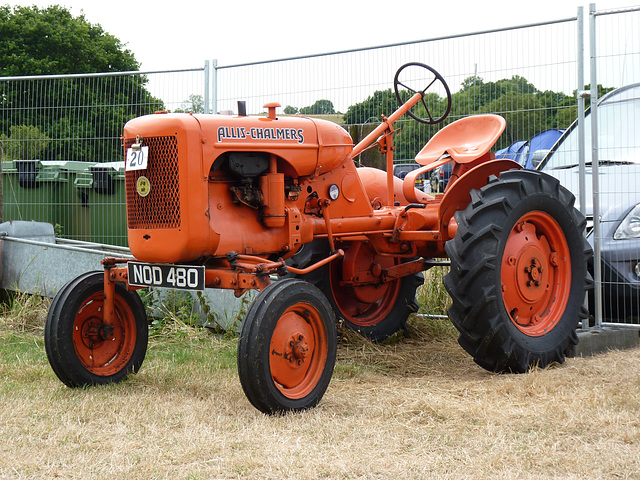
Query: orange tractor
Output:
[[45, 63, 591, 414]]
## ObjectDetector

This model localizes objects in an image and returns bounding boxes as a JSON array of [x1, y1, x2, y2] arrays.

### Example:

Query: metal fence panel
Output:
[[0, 5, 639, 327], [591, 6, 640, 327], [0, 67, 209, 245], [216, 18, 578, 160]]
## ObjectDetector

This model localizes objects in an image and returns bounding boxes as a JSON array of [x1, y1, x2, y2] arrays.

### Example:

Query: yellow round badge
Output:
[[136, 176, 151, 197]]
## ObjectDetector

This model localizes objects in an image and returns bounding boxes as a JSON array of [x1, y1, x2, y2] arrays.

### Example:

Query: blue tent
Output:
[[521, 129, 564, 169], [496, 140, 527, 161]]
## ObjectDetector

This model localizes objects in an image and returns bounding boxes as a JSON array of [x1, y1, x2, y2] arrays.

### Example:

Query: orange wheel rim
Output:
[[501, 211, 571, 337], [330, 244, 401, 327], [72, 292, 137, 376], [269, 302, 327, 399]]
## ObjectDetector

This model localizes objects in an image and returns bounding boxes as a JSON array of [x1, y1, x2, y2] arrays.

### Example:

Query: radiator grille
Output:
[[125, 136, 181, 229]]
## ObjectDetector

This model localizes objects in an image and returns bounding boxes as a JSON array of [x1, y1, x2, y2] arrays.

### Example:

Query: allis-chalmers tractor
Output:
[[45, 63, 591, 414]]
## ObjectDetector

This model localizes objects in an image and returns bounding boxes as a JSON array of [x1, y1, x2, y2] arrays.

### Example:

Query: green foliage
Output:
[[343, 89, 408, 124], [0, 125, 50, 161], [299, 99, 336, 115], [174, 94, 205, 113], [0, 5, 164, 162], [283, 105, 298, 114], [138, 288, 201, 337], [0, 5, 138, 76], [346, 75, 587, 158], [0, 289, 49, 334]]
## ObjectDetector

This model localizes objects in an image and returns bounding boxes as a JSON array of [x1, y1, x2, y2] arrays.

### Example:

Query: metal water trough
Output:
[[0, 220, 250, 331]]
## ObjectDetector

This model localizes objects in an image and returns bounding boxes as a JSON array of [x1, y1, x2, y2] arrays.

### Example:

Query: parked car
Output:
[[537, 83, 640, 319], [429, 161, 452, 193], [393, 162, 428, 191]]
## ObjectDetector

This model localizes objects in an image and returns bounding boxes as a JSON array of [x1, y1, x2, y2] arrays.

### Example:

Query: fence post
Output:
[[204, 60, 210, 114], [589, 2, 604, 328], [211, 59, 218, 114], [577, 5, 591, 329]]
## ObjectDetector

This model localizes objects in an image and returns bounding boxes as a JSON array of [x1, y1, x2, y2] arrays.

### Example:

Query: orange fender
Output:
[[439, 159, 522, 241]]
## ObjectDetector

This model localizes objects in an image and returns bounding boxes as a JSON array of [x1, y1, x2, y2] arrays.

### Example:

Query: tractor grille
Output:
[[125, 136, 181, 229]]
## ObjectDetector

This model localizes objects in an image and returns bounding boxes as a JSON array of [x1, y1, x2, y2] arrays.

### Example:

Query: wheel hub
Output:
[[270, 310, 317, 389], [287, 333, 309, 366], [501, 212, 571, 336], [513, 245, 550, 305], [81, 317, 114, 348]]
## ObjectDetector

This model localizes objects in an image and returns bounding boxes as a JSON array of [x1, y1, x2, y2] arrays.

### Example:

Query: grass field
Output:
[[1, 287, 639, 479]]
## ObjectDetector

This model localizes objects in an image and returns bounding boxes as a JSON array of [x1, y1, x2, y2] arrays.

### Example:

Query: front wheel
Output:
[[237, 279, 337, 414], [444, 170, 592, 373], [44, 271, 149, 387]]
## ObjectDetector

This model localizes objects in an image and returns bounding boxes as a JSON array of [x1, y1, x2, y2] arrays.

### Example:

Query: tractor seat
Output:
[[414, 114, 506, 166]]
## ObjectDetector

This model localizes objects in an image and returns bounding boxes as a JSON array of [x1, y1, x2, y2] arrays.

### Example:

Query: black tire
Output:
[[237, 279, 337, 414], [45, 271, 149, 387], [296, 239, 422, 342], [444, 170, 592, 373]]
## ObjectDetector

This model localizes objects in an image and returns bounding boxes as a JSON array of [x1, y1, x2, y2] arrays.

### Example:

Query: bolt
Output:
[[371, 263, 382, 277], [507, 256, 516, 266]]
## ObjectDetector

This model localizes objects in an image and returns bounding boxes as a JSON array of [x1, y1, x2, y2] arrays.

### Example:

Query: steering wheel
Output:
[[394, 62, 452, 125]]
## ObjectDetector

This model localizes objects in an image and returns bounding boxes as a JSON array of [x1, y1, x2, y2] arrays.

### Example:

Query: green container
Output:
[[2, 159, 94, 241], [3, 160, 55, 224], [77, 161, 127, 247], [58, 161, 93, 242]]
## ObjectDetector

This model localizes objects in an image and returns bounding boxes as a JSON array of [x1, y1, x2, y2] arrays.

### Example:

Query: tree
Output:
[[0, 6, 163, 162], [343, 89, 408, 124], [0, 125, 50, 161], [0, 5, 138, 76], [343, 75, 590, 159], [174, 94, 205, 113], [299, 99, 335, 115], [283, 105, 298, 115]]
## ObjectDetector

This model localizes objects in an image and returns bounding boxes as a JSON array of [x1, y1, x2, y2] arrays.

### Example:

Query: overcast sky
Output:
[[7, 0, 636, 71]]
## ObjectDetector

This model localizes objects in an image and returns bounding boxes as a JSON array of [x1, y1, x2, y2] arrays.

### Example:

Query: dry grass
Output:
[[1, 301, 640, 479]]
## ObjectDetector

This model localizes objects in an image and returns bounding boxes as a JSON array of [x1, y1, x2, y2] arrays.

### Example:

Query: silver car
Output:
[[538, 83, 640, 319]]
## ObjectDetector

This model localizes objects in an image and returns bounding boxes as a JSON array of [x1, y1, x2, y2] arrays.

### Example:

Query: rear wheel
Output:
[[444, 170, 591, 372], [238, 279, 337, 414], [299, 240, 422, 341], [45, 271, 148, 387]]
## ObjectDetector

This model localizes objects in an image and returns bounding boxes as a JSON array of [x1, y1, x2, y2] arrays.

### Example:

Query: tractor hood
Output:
[[193, 112, 354, 177]]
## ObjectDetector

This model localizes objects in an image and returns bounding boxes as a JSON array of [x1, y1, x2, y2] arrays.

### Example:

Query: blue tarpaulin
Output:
[[496, 129, 564, 169]]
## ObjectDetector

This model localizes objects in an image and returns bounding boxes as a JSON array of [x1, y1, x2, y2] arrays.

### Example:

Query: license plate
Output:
[[128, 262, 205, 291]]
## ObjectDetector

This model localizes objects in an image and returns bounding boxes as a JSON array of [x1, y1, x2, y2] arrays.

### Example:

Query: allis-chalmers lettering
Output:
[[217, 126, 305, 144]]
